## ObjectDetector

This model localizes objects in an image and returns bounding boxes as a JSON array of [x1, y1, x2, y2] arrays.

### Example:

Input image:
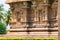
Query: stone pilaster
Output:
[[58, 0, 60, 40], [26, 1, 33, 28]]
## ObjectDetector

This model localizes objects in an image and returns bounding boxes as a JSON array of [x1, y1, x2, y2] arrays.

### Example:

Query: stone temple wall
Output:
[[9, 0, 58, 28], [3, 0, 58, 38]]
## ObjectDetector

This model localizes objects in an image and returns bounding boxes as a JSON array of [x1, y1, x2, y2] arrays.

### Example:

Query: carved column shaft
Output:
[[26, 1, 33, 28], [47, 0, 56, 28]]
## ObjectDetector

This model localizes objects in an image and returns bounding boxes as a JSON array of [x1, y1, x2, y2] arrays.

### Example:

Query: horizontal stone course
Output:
[[0, 32, 58, 38]]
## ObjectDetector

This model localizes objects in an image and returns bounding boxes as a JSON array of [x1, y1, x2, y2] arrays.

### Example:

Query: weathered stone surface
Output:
[[4, 0, 58, 38], [6, 0, 31, 3], [0, 32, 58, 38], [58, 0, 60, 40]]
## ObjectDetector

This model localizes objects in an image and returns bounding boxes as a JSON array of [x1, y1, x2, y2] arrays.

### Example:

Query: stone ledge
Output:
[[9, 28, 58, 32], [6, 0, 31, 4]]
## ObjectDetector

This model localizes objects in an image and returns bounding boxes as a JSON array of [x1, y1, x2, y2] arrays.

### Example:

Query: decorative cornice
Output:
[[6, 0, 31, 4]]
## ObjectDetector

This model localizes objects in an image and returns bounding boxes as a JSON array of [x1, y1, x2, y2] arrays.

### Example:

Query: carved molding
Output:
[[9, 0, 58, 28]]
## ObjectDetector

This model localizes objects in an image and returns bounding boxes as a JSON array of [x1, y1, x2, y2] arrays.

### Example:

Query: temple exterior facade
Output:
[[4, 0, 58, 38], [6, 0, 58, 28]]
